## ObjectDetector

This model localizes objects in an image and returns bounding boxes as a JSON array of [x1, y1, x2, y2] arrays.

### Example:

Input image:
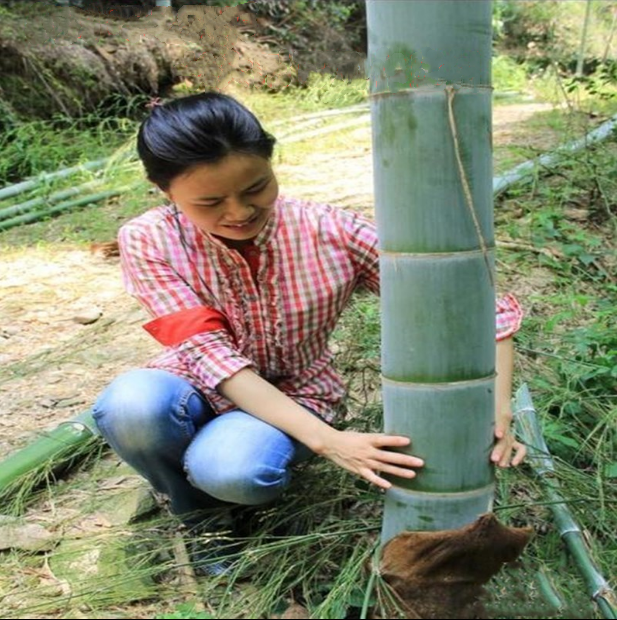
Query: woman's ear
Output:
[[151, 182, 172, 202]]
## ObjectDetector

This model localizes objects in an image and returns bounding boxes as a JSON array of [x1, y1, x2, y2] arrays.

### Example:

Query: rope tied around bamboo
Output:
[[446, 85, 495, 290]]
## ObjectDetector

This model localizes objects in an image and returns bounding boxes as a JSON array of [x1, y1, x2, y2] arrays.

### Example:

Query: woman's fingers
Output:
[[511, 441, 526, 466], [328, 431, 425, 489], [371, 434, 425, 468], [362, 469, 392, 490], [492, 441, 507, 465], [370, 460, 419, 479], [372, 434, 412, 449], [492, 436, 527, 468], [361, 461, 420, 490], [376, 449, 425, 469]]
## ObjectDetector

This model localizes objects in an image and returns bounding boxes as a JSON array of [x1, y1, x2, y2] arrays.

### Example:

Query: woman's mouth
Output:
[[223, 214, 259, 229]]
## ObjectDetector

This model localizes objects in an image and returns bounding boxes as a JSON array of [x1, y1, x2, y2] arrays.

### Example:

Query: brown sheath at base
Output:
[[377, 513, 533, 619]]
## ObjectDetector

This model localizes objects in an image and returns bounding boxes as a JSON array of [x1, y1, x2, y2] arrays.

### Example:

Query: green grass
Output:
[[492, 128, 617, 619]]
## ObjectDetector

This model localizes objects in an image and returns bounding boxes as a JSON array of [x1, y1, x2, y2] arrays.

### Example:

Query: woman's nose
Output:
[[225, 199, 254, 222]]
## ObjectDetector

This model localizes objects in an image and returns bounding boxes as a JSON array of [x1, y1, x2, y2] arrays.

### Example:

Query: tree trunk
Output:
[[576, 0, 593, 76]]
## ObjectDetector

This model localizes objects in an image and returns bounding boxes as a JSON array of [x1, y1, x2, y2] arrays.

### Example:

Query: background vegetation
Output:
[[0, 1, 615, 619]]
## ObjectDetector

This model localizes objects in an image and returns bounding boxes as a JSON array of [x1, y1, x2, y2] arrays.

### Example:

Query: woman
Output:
[[92, 91, 525, 574]]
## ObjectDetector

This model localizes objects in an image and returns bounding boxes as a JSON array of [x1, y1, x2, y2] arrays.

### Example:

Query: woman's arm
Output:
[[219, 367, 424, 490], [118, 222, 255, 397], [491, 336, 526, 467]]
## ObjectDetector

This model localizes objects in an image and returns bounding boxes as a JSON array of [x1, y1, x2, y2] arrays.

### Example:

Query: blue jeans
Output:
[[92, 369, 314, 524]]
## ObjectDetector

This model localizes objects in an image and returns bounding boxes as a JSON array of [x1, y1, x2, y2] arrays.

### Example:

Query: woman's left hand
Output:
[[491, 405, 526, 468]]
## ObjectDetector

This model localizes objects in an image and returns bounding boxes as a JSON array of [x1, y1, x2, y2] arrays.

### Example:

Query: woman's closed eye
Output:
[[192, 179, 271, 208], [246, 184, 266, 194], [245, 179, 272, 194]]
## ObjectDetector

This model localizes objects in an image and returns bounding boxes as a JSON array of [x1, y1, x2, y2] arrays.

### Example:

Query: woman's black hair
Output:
[[137, 91, 277, 191]]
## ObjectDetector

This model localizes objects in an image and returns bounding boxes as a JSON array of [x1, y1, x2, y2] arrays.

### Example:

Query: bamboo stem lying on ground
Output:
[[0, 180, 104, 221], [279, 116, 370, 145], [0, 158, 112, 202], [514, 384, 617, 620], [493, 112, 617, 196], [0, 411, 100, 509], [0, 185, 140, 231], [267, 103, 369, 128]]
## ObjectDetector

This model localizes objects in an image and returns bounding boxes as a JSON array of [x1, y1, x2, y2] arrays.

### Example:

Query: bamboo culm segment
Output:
[[0, 158, 111, 202], [0, 186, 138, 232], [0, 180, 103, 221]]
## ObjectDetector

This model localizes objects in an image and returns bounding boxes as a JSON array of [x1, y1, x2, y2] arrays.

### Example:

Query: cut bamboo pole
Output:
[[514, 384, 617, 620], [0, 180, 103, 221], [267, 103, 369, 128], [279, 116, 370, 145], [0, 185, 139, 232], [493, 112, 617, 196], [0, 158, 111, 202], [0, 411, 99, 496]]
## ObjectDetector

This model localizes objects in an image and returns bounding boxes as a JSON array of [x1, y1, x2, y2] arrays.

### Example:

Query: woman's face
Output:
[[164, 153, 279, 243]]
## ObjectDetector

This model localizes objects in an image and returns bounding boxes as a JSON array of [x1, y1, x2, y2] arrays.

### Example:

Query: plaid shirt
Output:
[[119, 196, 523, 422]]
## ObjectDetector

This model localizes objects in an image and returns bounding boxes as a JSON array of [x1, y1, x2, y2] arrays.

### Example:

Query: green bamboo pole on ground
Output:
[[366, 0, 496, 543], [0, 180, 103, 221], [0, 411, 101, 511], [0, 185, 140, 232], [0, 158, 111, 202], [514, 384, 617, 620], [0, 411, 99, 489], [493, 112, 617, 196]]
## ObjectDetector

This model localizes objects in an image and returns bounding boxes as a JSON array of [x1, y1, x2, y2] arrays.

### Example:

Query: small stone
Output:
[[0, 516, 56, 552], [72, 309, 102, 325]]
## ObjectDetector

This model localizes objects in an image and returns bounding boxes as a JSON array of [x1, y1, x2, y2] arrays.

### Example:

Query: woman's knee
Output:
[[92, 369, 209, 454], [182, 410, 306, 505], [186, 456, 290, 506]]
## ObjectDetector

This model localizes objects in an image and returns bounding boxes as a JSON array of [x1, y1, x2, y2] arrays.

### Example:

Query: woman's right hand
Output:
[[218, 368, 424, 489], [316, 429, 424, 490]]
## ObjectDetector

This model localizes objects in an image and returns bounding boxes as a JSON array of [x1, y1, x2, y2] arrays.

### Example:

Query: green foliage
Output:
[[246, 0, 355, 33], [493, 0, 560, 46], [175, 0, 249, 6], [493, 54, 531, 92], [243, 0, 366, 77], [501, 140, 616, 477], [563, 62, 617, 102], [285, 73, 367, 109], [0, 112, 138, 185], [493, 0, 617, 83]]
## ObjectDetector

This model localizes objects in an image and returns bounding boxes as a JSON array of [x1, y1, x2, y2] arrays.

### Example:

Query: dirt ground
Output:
[[0, 4, 300, 121], [0, 100, 559, 458]]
